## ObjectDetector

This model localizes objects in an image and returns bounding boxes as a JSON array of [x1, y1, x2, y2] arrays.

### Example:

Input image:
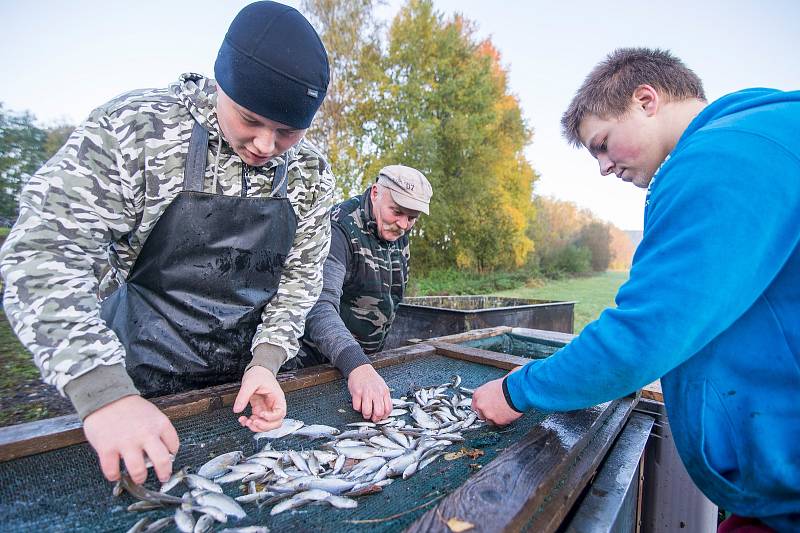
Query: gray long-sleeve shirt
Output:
[[302, 225, 372, 376]]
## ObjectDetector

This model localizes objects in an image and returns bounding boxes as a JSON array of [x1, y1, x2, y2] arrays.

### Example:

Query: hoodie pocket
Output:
[[679, 380, 745, 501]]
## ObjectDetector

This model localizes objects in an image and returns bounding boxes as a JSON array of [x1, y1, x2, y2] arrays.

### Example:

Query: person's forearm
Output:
[[305, 257, 371, 376]]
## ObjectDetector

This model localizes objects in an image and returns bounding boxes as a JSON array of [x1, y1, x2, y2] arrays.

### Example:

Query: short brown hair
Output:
[[561, 47, 706, 146]]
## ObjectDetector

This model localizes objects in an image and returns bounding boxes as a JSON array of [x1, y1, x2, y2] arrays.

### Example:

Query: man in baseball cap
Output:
[[298, 165, 433, 421], [376, 165, 433, 215]]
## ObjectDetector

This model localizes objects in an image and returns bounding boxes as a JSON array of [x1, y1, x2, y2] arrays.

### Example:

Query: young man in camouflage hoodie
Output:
[[300, 166, 432, 422], [0, 1, 333, 486]]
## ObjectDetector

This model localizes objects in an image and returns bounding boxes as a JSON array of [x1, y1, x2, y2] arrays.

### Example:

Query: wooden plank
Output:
[[407, 326, 513, 346], [431, 341, 529, 371], [517, 399, 637, 532], [641, 380, 663, 403], [407, 397, 635, 533], [0, 343, 435, 462], [511, 327, 576, 345], [563, 413, 655, 533]]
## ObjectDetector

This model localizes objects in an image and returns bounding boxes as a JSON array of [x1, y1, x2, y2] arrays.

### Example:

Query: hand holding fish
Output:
[[472, 376, 523, 426], [348, 364, 392, 422], [234, 366, 287, 432], [83, 395, 179, 485]]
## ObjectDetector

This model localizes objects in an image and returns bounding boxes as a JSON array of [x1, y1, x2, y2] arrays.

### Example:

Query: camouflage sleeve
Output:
[[248, 147, 335, 375], [0, 107, 139, 410]]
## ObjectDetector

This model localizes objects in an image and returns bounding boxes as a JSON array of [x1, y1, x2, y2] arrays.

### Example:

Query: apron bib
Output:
[[101, 122, 297, 396]]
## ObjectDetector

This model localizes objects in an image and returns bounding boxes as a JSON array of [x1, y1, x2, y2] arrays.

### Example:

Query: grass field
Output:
[[493, 270, 629, 332]]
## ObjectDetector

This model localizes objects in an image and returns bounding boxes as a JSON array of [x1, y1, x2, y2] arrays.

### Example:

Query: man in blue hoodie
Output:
[[472, 48, 799, 531]]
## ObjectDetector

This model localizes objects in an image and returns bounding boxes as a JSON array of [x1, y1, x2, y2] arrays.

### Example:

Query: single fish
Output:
[[197, 451, 243, 479], [324, 494, 358, 509], [333, 446, 380, 460], [159, 466, 189, 494], [254, 419, 304, 440], [411, 404, 439, 430], [295, 476, 357, 494], [143, 516, 173, 532], [369, 435, 404, 450], [294, 424, 340, 439], [127, 501, 164, 512], [193, 492, 247, 520], [174, 507, 195, 533], [185, 474, 224, 493], [125, 517, 150, 533], [120, 473, 185, 505], [193, 514, 216, 533]]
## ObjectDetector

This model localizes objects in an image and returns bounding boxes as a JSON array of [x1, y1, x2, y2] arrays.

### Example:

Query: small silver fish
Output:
[[294, 424, 340, 439], [174, 508, 195, 533], [254, 419, 304, 440], [324, 494, 358, 509], [197, 451, 243, 479], [185, 474, 224, 493], [193, 514, 216, 533], [125, 517, 150, 533], [143, 516, 173, 532], [193, 492, 246, 519]]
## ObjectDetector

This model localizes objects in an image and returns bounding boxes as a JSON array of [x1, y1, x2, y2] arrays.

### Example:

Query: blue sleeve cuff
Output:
[[503, 359, 547, 412], [502, 375, 524, 413]]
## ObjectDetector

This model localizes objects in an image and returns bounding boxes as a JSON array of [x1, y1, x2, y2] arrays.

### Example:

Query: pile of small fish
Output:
[[119, 375, 482, 533]]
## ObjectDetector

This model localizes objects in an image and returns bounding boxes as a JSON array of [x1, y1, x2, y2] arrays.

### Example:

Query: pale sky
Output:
[[2, 0, 798, 230]]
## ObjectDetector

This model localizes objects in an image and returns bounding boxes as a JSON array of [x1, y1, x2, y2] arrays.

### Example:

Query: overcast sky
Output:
[[2, 0, 798, 230]]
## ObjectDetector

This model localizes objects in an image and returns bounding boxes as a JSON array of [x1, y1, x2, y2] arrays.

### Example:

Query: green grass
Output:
[[0, 310, 48, 426], [0, 310, 38, 389], [493, 271, 629, 332], [407, 268, 532, 296]]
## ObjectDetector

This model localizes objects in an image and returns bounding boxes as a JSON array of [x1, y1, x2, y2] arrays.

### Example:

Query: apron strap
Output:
[[183, 122, 210, 192], [271, 158, 289, 198]]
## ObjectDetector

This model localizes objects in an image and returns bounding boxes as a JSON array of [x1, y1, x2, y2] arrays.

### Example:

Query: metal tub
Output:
[[383, 296, 575, 350]]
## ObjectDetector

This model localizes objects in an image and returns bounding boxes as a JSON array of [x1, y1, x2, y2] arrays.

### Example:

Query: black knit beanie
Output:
[[214, 1, 329, 129]]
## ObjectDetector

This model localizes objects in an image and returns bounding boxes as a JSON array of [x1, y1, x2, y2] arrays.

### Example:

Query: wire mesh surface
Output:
[[461, 332, 562, 359], [0, 354, 550, 532]]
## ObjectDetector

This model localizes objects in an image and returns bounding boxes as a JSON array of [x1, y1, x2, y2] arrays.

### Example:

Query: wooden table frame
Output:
[[0, 332, 638, 533]]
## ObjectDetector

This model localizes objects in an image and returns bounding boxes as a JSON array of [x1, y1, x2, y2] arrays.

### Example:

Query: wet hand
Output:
[[472, 376, 523, 426], [83, 395, 179, 485], [348, 364, 392, 422], [234, 366, 287, 433]]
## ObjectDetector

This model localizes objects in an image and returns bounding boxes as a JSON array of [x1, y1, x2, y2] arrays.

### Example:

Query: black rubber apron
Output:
[[101, 122, 297, 396]]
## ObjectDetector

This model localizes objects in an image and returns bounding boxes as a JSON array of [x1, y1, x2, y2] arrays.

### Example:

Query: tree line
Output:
[[0, 0, 635, 274]]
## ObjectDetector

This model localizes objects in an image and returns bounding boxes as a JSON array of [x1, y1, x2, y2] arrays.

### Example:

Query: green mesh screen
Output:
[[0, 354, 549, 532], [461, 332, 563, 360]]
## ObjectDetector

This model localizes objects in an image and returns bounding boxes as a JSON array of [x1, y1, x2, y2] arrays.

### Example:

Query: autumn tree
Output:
[[362, 0, 536, 272], [608, 225, 636, 270], [576, 221, 613, 271], [300, 0, 384, 198]]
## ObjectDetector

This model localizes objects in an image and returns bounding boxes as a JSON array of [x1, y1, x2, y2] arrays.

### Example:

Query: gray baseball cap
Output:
[[376, 165, 433, 215]]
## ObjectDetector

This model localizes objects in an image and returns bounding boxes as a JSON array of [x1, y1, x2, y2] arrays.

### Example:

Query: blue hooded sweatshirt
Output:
[[505, 88, 800, 530]]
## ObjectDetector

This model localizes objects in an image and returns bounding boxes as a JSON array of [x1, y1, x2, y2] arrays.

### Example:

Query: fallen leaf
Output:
[[444, 447, 484, 461], [446, 518, 475, 532], [463, 447, 484, 459]]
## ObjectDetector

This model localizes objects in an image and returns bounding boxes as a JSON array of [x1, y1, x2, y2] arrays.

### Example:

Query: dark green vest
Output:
[[333, 188, 409, 353]]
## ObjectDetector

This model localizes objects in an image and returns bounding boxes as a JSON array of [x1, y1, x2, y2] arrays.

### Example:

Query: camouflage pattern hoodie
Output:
[[0, 74, 334, 418]]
